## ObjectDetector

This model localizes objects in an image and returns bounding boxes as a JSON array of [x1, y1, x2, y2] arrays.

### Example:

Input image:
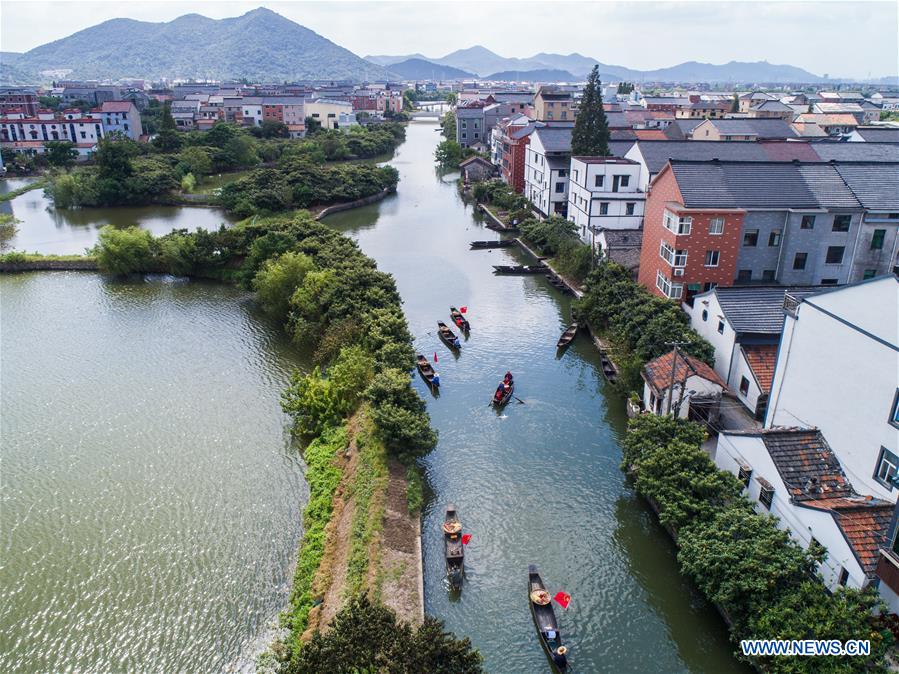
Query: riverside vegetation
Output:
[[40, 208, 482, 671], [623, 414, 893, 674], [43, 109, 404, 213]]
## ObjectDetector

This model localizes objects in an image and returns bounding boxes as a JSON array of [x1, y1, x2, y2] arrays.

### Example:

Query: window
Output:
[[871, 229, 886, 250], [832, 214, 851, 232], [768, 230, 781, 247], [838, 568, 850, 587], [739, 376, 750, 396], [717, 319, 725, 334], [738, 465, 752, 489], [743, 229, 759, 247], [704, 250, 720, 267], [759, 482, 774, 510], [655, 271, 683, 299], [737, 269, 752, 282], [821, 278, 838, 285], [659, 242, 687, 267], [594, 174, 604, 187], [663, 210, 692, 234], [825, 246, 845, 264], [620, 175, 630, 187], [555, 182, 565, 193], [863, 269, 877, 280], [625, 202, 635, 216], [800, 215, 816, 229], [876, 447, 899, 489], [701, 309, 708, 322], [709, 217, 724, 235], [599, 202, 609, 215], [890, 389, 899, 429], [793, 252, 807, 270]]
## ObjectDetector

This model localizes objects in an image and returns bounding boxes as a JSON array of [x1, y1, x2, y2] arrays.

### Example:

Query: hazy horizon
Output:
[[1, 1, 896, 80]]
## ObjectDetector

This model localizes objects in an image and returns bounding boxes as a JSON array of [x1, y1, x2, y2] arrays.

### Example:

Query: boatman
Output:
[[433, 371, 440, 387]]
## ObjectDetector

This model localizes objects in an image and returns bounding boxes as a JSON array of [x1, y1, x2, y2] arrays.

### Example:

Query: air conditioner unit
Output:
[[673, 268, 685, 277]]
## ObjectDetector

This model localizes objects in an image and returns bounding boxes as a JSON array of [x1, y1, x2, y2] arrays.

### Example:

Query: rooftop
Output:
[[741, 344, 778, 393], [703, 285, 821, 335], [643, 349, 726, 393]]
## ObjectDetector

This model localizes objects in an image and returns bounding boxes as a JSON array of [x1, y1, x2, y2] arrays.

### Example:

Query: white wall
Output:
[[732, 347, 765, 415], [686, 291, 737, 384], [716, 433, 868, 589], [767, 278, 899, 501]]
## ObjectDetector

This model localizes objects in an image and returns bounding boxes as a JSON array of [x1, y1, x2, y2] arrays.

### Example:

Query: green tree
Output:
[[434, 139, 463, 168], [44, 141, 78, 168], [223, 135, 258, 167], [252, 251, 315, 321], [177, 146, 213, 178], [0, 214, 19, 252], [445, 92, 458, 106], [251, 119, 289, 139], [441, 109, 457, 139], [153, 102, 182, 152], [180, 172, 196, 192], [571, 65, 611, 156], [730, 93, 740, 113], [305, 116, 322, 134], [289, 594, 483, 674], [94, 226, 154, 275], [281, 366, 342, 437]]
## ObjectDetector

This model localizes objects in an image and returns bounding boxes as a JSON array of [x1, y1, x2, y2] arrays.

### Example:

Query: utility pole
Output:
[[665, 341, 690, 416]]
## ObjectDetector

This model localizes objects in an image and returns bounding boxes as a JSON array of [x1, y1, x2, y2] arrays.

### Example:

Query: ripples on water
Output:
[[0, 273, 308, 672]]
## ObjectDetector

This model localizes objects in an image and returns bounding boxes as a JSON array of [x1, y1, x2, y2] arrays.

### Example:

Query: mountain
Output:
[[386, 58, 474, 81], [2, 8, 391, 83], [365, 53, 427, 66], [367, 46, 832, 84], [485, 69, 577, 83]]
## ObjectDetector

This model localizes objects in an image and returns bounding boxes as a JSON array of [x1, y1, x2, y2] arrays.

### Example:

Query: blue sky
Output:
[[1, 1, 897, 79]]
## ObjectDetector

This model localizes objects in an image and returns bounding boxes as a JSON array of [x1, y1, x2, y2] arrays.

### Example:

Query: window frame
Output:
[[793, 252, 808, 270], [743, 229, 759, 247], [800, 215, 816, 230], [832, 214, 852, 232], [709, 217, 725, 235], [739, 376, 750, 396], [738, 465, 752, 489], [825, 245, 845, 265], [871, 229, 886, 250], [759, 483, 774, 510], [768, 229, 781, 247], [874, 446, 899, 490]]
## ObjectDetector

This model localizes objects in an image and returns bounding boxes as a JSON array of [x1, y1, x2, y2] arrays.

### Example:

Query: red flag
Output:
[[460, 306, 467, 313], [553, 591, 571, 609], [434, 352, 438, 363], [461, 534, 472, 545]]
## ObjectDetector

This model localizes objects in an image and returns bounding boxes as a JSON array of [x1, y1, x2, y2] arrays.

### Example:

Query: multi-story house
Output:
[[533, 86, 577, 122], [304, 99, 356, 130], [489, 114, 541, 193], [690, 118, 798, 141], [795, 112, 858, 136], [93, 101, 142, 140], [638, 160, 899, 301], [747, 100, 796, 121], [171, 99, 201, 129], [567, 156, 645, 244], [0, 110, 104, 158], [524, 126, 574, 217], [0, 87, 39, 116], [674, 95, 730, 119]]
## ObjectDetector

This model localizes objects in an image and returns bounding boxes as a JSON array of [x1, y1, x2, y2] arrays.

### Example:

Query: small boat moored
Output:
[[528, 564, 569, 670], [556, 322, 578, 349], [443, 505, 464, 588], [450, 306, 471, 332], [416, 354, 440, 389], [437, 321, 461, 350]]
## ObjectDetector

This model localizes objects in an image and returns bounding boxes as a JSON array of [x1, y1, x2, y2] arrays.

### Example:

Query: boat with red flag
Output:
[[450, 306, 470, 333], [443, 504, 464, 588], [528, 564, 569, 670], [492, 371, 514, 407]]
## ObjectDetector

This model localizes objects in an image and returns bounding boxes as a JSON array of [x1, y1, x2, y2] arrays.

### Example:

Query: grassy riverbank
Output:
[[0, 178, 48, 203]]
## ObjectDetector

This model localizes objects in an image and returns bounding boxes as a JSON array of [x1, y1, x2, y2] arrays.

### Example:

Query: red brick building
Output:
[[494, 116, 538, 193], [638, 161, 744, 300]]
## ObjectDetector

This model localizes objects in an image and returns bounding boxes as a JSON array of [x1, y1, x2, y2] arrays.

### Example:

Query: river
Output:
[[0, 273, 308, 672], [0, 177, 236, 255], [325, 121, 749, 673]]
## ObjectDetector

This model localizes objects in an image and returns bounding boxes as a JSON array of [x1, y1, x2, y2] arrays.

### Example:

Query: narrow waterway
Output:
[[0, 273, 308, 672], [326, 121, 749, 673], [0, 178, 236, 255]]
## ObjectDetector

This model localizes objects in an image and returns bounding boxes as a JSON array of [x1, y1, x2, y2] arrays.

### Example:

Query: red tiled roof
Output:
[[643, 349, 726, 392], [100, 101, 133, 113], [634, 129, 667, 140], [742, 344, 778, 393], [801, 497, 893, 574], [759, 141, 821, 162]]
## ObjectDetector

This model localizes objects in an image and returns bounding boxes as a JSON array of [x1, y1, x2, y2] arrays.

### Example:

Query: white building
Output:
[[305, 99, 357, 130], [524, 126, 574, 217], [567, 156, 645, 245], [685, 286, 819, 420], [715, 428, 894, 595], [766, 276, 899, 502], [641, 348, 727, 420]]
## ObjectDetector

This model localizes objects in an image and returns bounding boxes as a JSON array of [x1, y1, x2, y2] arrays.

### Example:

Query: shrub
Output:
[[252, 251, 315, 322], [94, 226, 154, 275]]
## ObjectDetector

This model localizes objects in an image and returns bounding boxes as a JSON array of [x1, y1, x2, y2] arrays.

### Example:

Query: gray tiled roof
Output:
[[853, 127, 899, 143], [671, 161, 819, 208], [797, 164, 862, 208], [812, 142, 899, 162], [634, 141, 770, 173], [707, 118, 797, 138], [532, 126, 573, 153], [760, 429, 853, 501], [711, 285, 822, 334], [833, 163, 899, 210]]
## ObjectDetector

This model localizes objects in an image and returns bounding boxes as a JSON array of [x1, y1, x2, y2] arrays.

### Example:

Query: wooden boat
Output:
[[492, 378, 514, 407], [556, 323, 578, 349], [437, 321, 461, 350], [416, 354, 440, 389], [470, 240, 514, 249], [528, 564, 569, 671], [600, 353, 619, 384], [450, 307, 471, 332], [443, 505, 464, 588], [492, 264, 548, 275]]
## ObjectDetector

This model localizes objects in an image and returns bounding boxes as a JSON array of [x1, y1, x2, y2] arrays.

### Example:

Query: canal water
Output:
[[0, 177, 236, 255], [0, 273, 308, 672], [326, 121, 749, 673]]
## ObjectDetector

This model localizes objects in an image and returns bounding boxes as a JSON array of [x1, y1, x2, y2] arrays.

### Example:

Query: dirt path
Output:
[[377, 459, 424, 625]]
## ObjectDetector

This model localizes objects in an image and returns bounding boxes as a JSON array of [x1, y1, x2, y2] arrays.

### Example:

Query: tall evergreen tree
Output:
[[731, 93, 740, 113], [152, 102, 182, 152], [571, 65, 611, 156]]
